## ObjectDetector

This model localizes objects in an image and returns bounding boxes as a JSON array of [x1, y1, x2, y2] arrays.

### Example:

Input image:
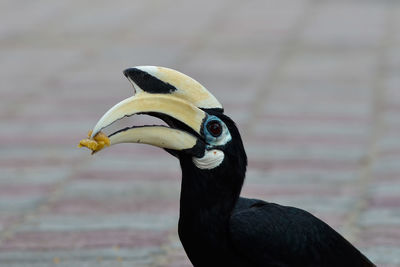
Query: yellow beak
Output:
[[88, 94, 206, 152], [79, 66, 223, 155]]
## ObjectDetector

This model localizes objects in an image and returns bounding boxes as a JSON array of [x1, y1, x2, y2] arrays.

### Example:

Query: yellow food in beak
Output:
[[78, 130, 110, 154]]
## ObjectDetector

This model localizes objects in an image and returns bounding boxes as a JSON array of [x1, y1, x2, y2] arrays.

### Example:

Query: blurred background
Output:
[[1, 0, 400, 266]]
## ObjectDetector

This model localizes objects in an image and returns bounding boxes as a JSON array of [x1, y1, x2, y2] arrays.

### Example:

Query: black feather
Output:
[[176, 111, 375, 267]]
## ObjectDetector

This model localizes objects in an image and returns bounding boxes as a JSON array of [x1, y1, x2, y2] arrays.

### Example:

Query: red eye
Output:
[[207, 120, 222, 137]]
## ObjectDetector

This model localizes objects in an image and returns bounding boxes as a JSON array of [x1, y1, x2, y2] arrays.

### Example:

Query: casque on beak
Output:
[[80, 66, 223, 156]]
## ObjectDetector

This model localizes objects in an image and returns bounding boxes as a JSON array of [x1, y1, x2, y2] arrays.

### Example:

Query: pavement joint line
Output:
[[151, 231, 179, 267], [0, 1, 160, 50], [1, 1, 166, 119], [173, 0, 240, 68], [0, 1, 72, 48], [0, 155, 92, 245], [245, 0, 316, 135], [340, 3, 395, 244], [68, 1, 169, 69], [3, 71, 71, 119]]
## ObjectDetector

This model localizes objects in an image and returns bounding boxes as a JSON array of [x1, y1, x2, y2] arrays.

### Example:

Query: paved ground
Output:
[[1, 0, 400, 266]]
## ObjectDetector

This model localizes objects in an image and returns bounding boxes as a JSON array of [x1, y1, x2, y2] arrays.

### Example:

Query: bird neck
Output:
[[177, 156, 245, 255], [178, 157, 245, 217]]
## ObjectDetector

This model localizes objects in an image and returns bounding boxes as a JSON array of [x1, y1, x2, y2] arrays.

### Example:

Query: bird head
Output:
[[85, 66, 247, 177]]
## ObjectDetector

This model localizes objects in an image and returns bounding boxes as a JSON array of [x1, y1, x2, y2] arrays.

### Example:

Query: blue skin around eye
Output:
[[203, 115, 231, 147]]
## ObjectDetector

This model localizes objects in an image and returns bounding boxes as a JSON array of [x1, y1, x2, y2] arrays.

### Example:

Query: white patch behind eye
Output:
[[192, 149, 224, 170]]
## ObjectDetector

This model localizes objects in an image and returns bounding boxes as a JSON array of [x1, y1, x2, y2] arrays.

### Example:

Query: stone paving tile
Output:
[[0, 247, 160, 265], [300, 1, 387, 48], [0, 229, 170, 252], [17, 214, 177, 232], [1, 0, 400, 266]]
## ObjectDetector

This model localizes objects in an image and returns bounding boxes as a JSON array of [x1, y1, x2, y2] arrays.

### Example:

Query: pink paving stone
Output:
[[49, 197, 179, 215], [0, 215, 21, 231], [166, 256, 191, 267], [162, 245, 192, 267], [0, 229, 169, 251], [0, 184, 53, 197], [76, 169, 180, 182], [257, 113, 371, 125], [223, 102, 254, 110], [371, 172, 400, 183], [9, 113, 98, 122], [360, 226, 400, 246], [380, 148, 400, 158], [387, 125, 400, 132], [0, 157, 82, 168], [247, 134, 367, 146], [241, 184, 358, 197], [269, 90, 372, 103], [31, 94, 121, 106], [249, 158, 360, 171], [369, 196, 400, 208], [0, 134, 82, 147], [385, 103, 400, 112], [310, 213, 348, 229]]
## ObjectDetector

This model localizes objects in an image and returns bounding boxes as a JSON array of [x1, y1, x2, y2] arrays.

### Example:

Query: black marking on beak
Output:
[[123, 68, 177, 94]]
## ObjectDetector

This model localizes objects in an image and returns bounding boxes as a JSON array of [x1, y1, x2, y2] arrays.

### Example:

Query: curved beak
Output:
[[85, 94, 206, 155], [91, 94, 206, 138], [79, 66, 223, 156]]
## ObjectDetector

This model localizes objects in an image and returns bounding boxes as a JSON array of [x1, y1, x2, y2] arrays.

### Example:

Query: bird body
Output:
[[79, 66, 375, 266], [230, 198, 373, 266], [176, 112, 373, 266]]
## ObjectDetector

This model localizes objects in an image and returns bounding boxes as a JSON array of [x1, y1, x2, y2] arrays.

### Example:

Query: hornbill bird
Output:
[[80, 66, 375, 267]]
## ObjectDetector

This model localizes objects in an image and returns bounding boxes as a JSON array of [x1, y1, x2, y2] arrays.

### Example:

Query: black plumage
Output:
[[176, 111, 374, 267]]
